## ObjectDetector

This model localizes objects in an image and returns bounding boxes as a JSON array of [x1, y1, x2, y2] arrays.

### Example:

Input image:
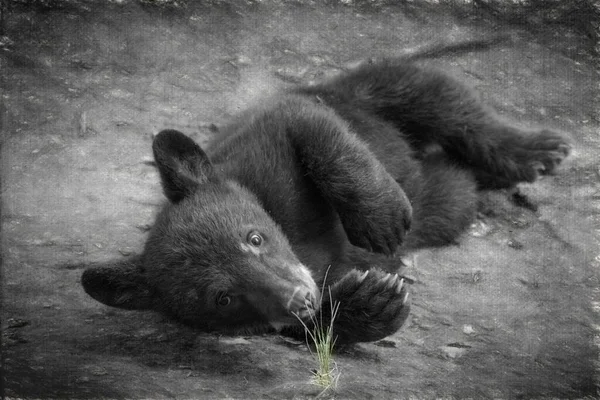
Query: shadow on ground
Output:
[[2, 0, 599, 398]]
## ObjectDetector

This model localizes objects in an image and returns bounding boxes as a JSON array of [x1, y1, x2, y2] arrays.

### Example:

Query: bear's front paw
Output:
[[323, 268, 410, 344], [339, 180, 412, 256]]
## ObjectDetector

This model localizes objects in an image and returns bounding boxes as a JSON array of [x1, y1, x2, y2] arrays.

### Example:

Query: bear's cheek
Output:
[[186, 289, 200, 303], [215, 300, 270, 328], [184, 288, 260, 318]]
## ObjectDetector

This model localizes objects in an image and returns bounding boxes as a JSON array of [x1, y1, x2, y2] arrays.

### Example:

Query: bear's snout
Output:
[[286, 285, 319, 320]]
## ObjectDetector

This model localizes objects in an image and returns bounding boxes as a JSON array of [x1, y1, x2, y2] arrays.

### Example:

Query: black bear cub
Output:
[[82, 59, 570, 344]]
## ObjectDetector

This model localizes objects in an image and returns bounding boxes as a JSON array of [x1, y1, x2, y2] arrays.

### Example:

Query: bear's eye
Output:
[[247, 231, 263, 247], [216, 291, 231, 307]]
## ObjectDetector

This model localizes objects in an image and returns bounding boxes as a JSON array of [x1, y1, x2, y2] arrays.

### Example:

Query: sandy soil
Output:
[[2, 1, 599, 398]]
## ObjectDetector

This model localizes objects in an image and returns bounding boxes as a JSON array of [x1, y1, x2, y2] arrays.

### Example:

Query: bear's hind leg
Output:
[[376, 66, 572, 188], [403, 152, 478, 250], [463, 128, 571, 189], [306, 62, 570, 188]]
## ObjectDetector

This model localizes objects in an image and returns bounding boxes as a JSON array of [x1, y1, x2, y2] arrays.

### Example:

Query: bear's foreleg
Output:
[[284, 97, 412, 255]]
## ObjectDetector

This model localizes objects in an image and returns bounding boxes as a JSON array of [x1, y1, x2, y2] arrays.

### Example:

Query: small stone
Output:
[[471, 270, 483, 283], [469, 220, 493, 237], [118, 248, 132, 256], [236, 55, 251, 65], [440, 346, 467, 359], [462, 325, 475, 335], [136, 224, 152, 232], [154, 333, 169, 342], [508, 216, 530, 228], [507, 239, 524, 250]]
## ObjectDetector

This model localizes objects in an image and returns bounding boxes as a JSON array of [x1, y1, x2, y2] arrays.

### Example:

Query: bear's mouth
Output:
[[248, 284, 319, 329], [286, 285, 319, 317]]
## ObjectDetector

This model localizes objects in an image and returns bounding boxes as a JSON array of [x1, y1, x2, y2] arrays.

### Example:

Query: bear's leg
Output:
[[321, 106, 478, 250], [281, 267, 410, 345], [380, 66, 571, 189], [403, 152, 479, 250], [281, 97, 412, 255], [301, 156, 475, 344], [316, 268, 410, 344], [302, 62, 570, 189]]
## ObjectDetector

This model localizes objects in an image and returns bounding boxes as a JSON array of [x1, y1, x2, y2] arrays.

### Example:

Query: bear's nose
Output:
[[287, 286, 319, 319]]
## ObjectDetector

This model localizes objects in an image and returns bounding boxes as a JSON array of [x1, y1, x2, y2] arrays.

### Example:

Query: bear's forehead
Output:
[[166, 191, 275, 228], [170, 207, 266, 231]]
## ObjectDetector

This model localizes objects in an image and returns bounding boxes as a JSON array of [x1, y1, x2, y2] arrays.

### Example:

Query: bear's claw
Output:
[[384, 273, 399, 290], [396, 278, 405, 295], [357, 269, 370, 284]]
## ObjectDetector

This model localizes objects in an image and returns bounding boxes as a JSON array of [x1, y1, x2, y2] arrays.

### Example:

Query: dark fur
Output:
[[81, 59, 569, 344]]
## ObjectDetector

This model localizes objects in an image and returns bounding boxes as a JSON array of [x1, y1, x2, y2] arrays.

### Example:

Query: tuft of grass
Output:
[[294, 268, 341, 395]]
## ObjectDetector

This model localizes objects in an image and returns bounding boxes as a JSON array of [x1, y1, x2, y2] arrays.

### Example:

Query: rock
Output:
[[440, 346, 467, 359], [136, 224, 152, 232], [236, 55, 252, 66], [462, 325, 475, 335], [469, 220, 493, 237], [118, 248, 133, 256], [507, 239, 524, 249]]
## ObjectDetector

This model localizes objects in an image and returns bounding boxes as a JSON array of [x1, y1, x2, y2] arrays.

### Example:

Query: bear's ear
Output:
[[81, 258, 154, 310], [152, 129, 215, 203]]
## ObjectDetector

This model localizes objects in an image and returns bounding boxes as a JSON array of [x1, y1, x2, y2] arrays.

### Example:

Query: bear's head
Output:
[[81, 130, 320, 332]]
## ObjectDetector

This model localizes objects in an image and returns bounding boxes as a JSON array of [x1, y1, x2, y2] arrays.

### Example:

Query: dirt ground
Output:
[[1, 0, 599, 398]]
